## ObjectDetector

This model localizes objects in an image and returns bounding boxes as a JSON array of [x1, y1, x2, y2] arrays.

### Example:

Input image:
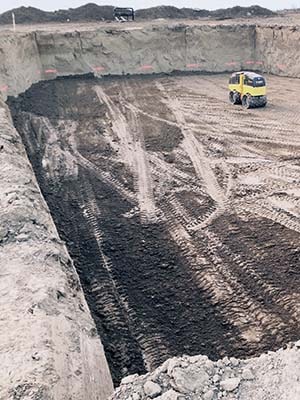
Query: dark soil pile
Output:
[[0, 7, 54, 24], [211, 5, 275, 20], [0, 3, 276, 25], [0, 3, 114, 24], [135, 5, 275, 20], [135, 6, 210, 20]]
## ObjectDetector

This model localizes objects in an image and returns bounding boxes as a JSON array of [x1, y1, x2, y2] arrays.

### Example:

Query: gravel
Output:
[[111, 345, 300, 400]]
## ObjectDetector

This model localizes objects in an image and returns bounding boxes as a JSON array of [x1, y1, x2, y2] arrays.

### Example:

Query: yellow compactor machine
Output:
[[229, 71, 267, 109]]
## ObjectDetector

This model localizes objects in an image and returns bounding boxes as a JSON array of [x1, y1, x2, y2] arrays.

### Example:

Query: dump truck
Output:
[[229, 71, 267, 108], [113, 7, 135, 21]]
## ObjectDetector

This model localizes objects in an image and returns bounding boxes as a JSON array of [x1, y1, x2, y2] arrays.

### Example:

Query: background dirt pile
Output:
[[0, 4, 275, 25], [136, 5, 275, 20]]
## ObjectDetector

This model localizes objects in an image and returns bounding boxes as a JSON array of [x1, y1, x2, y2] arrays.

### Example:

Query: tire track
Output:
[[159, 200, 285, 350], [95, 85, 157, 223]]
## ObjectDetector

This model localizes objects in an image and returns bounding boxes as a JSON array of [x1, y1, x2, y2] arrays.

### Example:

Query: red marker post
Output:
[[45, 69, 58, 74], [277, 64, 286, 71], [139, 65, 154, 71], [186, 63, 202, 69], [225, 62, 238, 67], [93, 66, 106, 72]]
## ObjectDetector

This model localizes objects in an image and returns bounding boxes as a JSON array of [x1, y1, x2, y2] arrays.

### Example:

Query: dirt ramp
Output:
[[8, 73, 300, 387]]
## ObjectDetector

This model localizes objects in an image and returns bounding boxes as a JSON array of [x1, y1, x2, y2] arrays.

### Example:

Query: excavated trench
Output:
[[8, 72, 300, 386]]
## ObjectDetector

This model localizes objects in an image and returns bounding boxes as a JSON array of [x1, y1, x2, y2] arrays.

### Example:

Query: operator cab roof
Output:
[[231, 71, 264, 79]]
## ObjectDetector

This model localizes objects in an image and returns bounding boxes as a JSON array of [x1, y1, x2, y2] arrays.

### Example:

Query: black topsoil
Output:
[[8, 76, 300, 385]]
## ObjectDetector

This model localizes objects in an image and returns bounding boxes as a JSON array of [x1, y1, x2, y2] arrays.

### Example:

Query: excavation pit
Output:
[[8, 73, 300, 385]]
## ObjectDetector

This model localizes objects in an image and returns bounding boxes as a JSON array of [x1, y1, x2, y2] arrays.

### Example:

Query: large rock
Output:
[[171, 366, 210, 393], [144, 381, 162, 398], [156, 389, 179, 400], [220, 377, 241, 392]]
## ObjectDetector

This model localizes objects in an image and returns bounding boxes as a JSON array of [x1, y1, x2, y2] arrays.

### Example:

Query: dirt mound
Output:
[[0, 3, 114, 25], [135, 6, 210, 20], [56, 4, 114, 22], [0, 3, 275, 25], [136, 5, 275, 20], [0, 6, 54, 24], [211, 5, 275, 20]]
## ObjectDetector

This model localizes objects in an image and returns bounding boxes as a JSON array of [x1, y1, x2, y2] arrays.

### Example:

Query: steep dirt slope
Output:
[[0, 98, 113, 399], [1, 22, 300, 103], [0, 23, 255, 100]]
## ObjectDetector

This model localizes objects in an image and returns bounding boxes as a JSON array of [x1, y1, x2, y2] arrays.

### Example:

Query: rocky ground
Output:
[[112, 341, 300, 400]]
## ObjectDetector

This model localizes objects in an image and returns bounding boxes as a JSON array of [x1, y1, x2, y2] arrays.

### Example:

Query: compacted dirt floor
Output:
[[8, 73, 300, 385]]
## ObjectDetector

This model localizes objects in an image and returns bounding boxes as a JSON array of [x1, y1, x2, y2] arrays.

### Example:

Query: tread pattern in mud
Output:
[[8, 73, 300, 385]]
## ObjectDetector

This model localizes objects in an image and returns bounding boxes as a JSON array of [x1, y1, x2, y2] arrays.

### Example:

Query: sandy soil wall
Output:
[[256, 25, 300, 77], [1, 23, 299, 100], [0, 99, 113, 399], [0, 32, 42, 98], [35, 25, 255, 77], [0, 24, 257, 100]]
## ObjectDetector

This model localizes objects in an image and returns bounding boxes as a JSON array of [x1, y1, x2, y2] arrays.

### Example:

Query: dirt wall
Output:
[[0, 23, 266, 100], [0, 99, 113, 399], [0, 32, 42, 98], [35, 25, 255, 77], [0, 23, 299, 101], [256, 25, 300, 77]]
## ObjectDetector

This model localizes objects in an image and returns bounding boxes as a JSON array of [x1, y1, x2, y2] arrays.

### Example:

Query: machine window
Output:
[[229, 75, 240, 84], [253, 77, 266, 87]]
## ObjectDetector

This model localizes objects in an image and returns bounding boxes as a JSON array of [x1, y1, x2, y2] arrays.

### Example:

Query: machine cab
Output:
[[113, 7, 135, 21], [229, 71, 267, 108]]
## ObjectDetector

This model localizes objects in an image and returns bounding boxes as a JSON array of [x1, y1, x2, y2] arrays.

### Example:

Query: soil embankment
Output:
[[0, 97, 113, 399], [1, 21, 300, 102]]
